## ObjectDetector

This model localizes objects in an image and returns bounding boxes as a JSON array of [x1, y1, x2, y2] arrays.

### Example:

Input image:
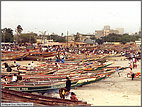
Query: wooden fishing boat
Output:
[[2, 88, 91, 106], [2, 80, 77, 92], [2, 72, 111, 93], [126, 56, 141, 60], [18, 63, 78, 75], [24, 51, 57, 60], [1, 52, 29, 61], [74, 75, 106, 87], [83, 63, 113, 71]]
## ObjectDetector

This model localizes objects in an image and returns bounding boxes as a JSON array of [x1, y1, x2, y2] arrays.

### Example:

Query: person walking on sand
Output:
[[116, 67, 120, 77], [14, 61, 20, 70]]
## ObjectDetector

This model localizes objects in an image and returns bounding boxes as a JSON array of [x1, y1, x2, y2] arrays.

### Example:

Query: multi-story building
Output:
[[104, 25, 110, 30], [110, 29, 119, 34], [95, 30, 104, 38], [115, 28, 124, 34], [66, 33, 95, 42], [95, 25, 119, 38]]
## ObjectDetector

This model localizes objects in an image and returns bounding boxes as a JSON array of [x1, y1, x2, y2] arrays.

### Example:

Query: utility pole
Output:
[[3, 29, 5, 43], [67, 31, 68, 48]]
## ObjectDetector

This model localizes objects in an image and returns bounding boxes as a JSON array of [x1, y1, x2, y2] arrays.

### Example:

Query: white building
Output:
[[115, 28, 124, 34]]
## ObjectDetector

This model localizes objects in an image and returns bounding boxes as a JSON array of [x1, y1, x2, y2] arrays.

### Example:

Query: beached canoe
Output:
[[2, 73, 111, 93], [83, 63, 113, 71], [1, 52, 29, 61], [24, 51, 57, 60], [2, 80, 78, 93]]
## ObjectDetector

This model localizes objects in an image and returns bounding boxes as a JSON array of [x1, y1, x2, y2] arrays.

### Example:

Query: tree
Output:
[[90, 35, 96, 40], [96, 38, 103, 45], [55, 37, 66, 42], [50, 34, 58, 41], [1, 28, 14, 42], [16, 25, 23, 35], [98, 33, 141, 44], [16, 33, 37, 43]]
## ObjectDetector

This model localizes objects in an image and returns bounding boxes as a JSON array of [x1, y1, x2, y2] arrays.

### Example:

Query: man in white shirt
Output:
[[11, 74, 17, 82]]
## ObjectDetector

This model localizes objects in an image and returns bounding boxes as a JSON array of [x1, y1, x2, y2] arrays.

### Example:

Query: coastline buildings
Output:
[[64, 33, 96, 47], [95, 25, 123, 39], [115, 28, 124, 34], [65, 33, 95, 42]]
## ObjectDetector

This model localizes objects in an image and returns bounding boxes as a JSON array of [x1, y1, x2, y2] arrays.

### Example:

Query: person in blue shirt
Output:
[[56, 56, 60, 62], [14, 61, 20, 70], [116, 67, 120, 77]]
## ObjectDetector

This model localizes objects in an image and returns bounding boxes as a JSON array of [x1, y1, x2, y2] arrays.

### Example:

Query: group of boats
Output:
[[1, 50, 56, 61], [1, 52, 128, 94]]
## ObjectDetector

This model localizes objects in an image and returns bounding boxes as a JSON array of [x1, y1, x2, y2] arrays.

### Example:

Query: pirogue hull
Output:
[[24, 52, 57, 60], [3, 75, 107, 93], [1, 52, 29, 61]]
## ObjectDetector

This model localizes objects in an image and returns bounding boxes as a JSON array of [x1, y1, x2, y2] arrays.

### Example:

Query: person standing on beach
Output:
[[65, 77, 71, 92], [116, 67, 120, 77], [11, 74, 18, 82], [131, 73, 135, 80], [56, 56, 60, 62], [133, 57, 137, 68], [14, 61, 20, 70], [3, 62, 9, 68], [27, 64, 31, 71]]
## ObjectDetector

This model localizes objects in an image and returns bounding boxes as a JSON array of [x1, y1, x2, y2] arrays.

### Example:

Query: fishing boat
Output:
[[24, 51, 57, 60], [1, 52, 29, 61], [2, 88, 91, 106], [2, 72, 112, 93], [2, 79, 77, 92], [83, 63, 113, 71], [74, 75, 106, 87]]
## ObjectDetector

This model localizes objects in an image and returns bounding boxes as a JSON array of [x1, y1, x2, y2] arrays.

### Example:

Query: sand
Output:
[[70, 58, 141, 106], [51, 57, 141, 106], [1, 57, 141, 106]]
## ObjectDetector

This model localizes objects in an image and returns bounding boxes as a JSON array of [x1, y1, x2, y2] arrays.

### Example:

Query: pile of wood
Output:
[[2, 88, 91, 106]]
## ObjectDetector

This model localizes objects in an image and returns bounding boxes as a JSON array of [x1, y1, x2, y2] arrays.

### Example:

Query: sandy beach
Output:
[[1, 57, 141, 106], [51, 57, 141, 106], [70, 58, 141, 106]]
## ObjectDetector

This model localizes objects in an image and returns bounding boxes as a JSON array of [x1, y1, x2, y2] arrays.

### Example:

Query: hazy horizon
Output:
[[1, 1, 141, 35]]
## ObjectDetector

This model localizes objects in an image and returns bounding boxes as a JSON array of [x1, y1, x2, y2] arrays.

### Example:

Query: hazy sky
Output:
[[1, 1, 141, 35]]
